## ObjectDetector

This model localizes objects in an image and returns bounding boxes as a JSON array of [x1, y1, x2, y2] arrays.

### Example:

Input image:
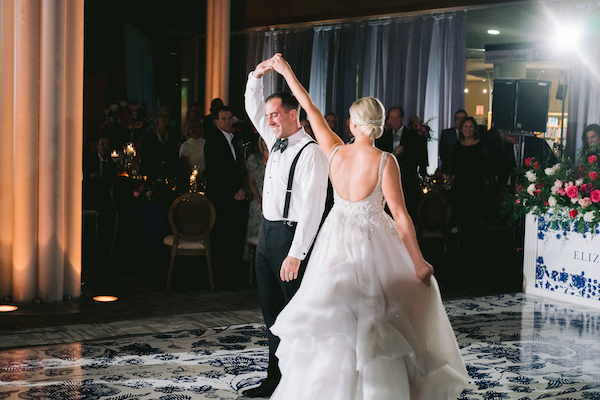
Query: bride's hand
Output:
[[270, 53, 291, 75], [253, 59, 274, 78], [416, 261, 433, 286]]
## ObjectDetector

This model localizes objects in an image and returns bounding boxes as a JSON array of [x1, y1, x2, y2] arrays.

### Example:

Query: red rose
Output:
[[589, 171, 600, 180], [535, 182, 544, 189], [569, 209, 578, 218], [543, 200, 549, 206], [589, 155, 598, 164], [536, 189, 541, 195], [581, 183, 594, 194], [524, 157, 533, 167], [533, 161, 541, 170], [566, 185, 579, 198], [517, 185, 522, 191], [591, 190, 600, 203]]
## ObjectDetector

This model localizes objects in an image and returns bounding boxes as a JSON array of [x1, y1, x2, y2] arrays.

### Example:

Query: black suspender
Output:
[[283, 141, 317, 220]]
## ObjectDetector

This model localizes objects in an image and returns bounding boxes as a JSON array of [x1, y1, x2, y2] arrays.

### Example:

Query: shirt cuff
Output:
[[288, 244, 307, 261]]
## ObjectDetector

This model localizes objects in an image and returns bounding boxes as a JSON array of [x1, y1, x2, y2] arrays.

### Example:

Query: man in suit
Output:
[[202, 98, 223, 139], [375, 106, 427, 220], [204, 105, 249, 289], [243, 60, 328, 398], [83, 135, 118, 253], [439, 109, 467, 175], [498, 132, 558, 186]]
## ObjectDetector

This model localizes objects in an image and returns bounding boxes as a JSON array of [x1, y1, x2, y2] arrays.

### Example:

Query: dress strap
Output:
[[377, 151, 388, 184], [328, 145, 343, 164]]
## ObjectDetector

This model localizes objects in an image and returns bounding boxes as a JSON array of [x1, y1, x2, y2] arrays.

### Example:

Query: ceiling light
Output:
[[483, 89, 488, 93], [464, 88, 469, 93], [487, 30, 500, 35]]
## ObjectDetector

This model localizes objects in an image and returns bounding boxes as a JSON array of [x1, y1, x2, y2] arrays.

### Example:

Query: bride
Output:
[[265, 54, 468, 400]]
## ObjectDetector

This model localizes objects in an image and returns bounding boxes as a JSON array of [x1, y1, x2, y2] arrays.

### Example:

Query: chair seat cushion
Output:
[[163, 235, 205, 250]]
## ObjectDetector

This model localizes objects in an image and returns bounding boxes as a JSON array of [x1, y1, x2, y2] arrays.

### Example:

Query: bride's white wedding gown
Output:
[[270, 147, 468, 400]]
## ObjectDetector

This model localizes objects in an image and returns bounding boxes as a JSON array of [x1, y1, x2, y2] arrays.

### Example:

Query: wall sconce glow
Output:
[[0, 305, 18, 312], [93, 295, 118, 303], [487, 29, 500, 35], [464, 88, 469, 93], [483, 89, 488, 93]]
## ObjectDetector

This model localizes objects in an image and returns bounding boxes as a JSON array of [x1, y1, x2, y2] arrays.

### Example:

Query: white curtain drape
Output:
[[0, 0, 84, 303]]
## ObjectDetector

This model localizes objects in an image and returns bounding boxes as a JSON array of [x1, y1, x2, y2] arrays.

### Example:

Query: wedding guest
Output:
[[324, 112, 338, 133], [187, 102, 203, 122], [299, 117, 314, 138], [439, 109, 467, 175], [140, 106, 180, 180], [450, 117, 492, 240], [244, 137, 268, 259], [343, 116, 354, 144], [202, 98, 223, 139], [179, 118, 206, 176], [580, 124, 600, 164], [83, 135, 118, 212], [498, 132, 558, 186]]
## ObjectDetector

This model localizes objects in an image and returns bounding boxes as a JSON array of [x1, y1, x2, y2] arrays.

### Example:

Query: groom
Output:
[[244, 59, 329, 397]]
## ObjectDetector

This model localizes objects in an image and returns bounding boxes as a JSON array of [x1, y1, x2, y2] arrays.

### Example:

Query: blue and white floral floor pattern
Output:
[[2, 293, 600, 399]]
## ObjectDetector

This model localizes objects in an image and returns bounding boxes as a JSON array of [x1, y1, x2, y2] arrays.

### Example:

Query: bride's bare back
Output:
[[329, 143, 384, 202]]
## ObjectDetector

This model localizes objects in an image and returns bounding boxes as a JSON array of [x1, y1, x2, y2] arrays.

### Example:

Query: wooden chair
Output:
[[163, 192, 216, 291], [247, 236, 259, 285], [416, 189, 453, 253]]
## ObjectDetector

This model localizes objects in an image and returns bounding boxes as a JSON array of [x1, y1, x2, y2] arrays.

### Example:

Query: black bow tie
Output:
[[272, 138, 288, 153]]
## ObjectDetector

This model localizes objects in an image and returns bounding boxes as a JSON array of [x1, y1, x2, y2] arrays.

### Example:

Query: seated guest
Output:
[[580, 123, 600, 165], [450, 117, 492, 240], [179, 118, 206, 176], [140, 105, 180, 180], [439, 109, 467, 175], [83, 135, 118, 253], [245, 137, 268, 259]]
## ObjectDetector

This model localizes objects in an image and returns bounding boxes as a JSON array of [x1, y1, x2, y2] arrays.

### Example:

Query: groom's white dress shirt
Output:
[[245, 72, 328, 260]]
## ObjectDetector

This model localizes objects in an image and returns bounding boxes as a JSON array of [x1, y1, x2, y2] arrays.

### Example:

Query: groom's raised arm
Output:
[[244, 61, 275, 146]]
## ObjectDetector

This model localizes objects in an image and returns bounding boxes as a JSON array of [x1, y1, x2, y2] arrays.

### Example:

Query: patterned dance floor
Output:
[[1, 293, 600, 399]]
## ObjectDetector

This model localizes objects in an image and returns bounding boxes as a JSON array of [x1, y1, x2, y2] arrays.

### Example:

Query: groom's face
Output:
[[266, 98, 297, 139]]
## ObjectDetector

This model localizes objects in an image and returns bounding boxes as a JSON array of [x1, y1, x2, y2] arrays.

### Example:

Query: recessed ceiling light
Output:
[[487, 30, 500, 35]]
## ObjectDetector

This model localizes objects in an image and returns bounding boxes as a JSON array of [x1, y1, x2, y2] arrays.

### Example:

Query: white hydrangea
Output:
[[526, 170, 537, 182], [548, 196, 557, 207], [527, 184, 536, 196], [576, 179, 584, 186], [584, 211, 595, 222]]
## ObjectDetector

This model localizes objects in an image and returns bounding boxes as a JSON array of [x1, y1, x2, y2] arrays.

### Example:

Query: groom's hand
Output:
[[253, 59, 274, 79], [280, 256, 301, 282]]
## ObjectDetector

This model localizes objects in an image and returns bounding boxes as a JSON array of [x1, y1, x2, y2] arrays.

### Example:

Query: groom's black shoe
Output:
[[242, 376, 279, 398]]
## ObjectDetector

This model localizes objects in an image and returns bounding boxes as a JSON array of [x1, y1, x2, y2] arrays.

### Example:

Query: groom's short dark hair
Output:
[[266, 92, 300, 113]]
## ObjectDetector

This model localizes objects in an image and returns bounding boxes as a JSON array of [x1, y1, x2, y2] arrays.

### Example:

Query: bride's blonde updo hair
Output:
[[348, 97, 385, 140]]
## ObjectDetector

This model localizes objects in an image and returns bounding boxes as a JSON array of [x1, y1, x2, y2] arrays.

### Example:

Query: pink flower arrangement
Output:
[[411, 117, 436, 142], [104, 100, 150, 132], [507, 149, 600, 231]]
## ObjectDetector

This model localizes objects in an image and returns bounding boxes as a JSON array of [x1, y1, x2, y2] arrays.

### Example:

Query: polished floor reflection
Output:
[[1, 293, 599, 399]]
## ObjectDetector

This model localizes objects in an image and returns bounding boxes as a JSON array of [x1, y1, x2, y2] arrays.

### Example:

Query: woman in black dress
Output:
[[450, 116, 492, 241]]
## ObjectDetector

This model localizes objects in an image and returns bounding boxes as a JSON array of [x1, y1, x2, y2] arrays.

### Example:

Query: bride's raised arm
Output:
[[271, 54, 343, 158]]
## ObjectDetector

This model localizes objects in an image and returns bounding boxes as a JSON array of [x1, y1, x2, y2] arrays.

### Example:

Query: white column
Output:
[[0, 0, 15, 299], [0, 0, 83, 303], [63, 0, 84, 299], [205, 0, 230, 112], [13, 0, 41, 303]]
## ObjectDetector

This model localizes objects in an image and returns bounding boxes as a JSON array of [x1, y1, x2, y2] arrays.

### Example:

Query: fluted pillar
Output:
[[205, 0, 230, 112], [0, 0, 84, 303]]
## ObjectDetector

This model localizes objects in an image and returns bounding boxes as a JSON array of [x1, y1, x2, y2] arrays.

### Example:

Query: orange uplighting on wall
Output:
[[92, 295, 118, 303], [0, 305, 18, 312]]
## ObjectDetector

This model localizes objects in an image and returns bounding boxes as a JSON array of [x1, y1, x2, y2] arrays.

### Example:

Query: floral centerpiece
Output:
[[103, 100, 150, 149], [411, 117, 436, 141], [505, 153, 600, 235]]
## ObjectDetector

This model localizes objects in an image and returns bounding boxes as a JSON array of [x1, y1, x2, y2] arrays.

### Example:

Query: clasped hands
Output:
[[253, 53, 289, 79]]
